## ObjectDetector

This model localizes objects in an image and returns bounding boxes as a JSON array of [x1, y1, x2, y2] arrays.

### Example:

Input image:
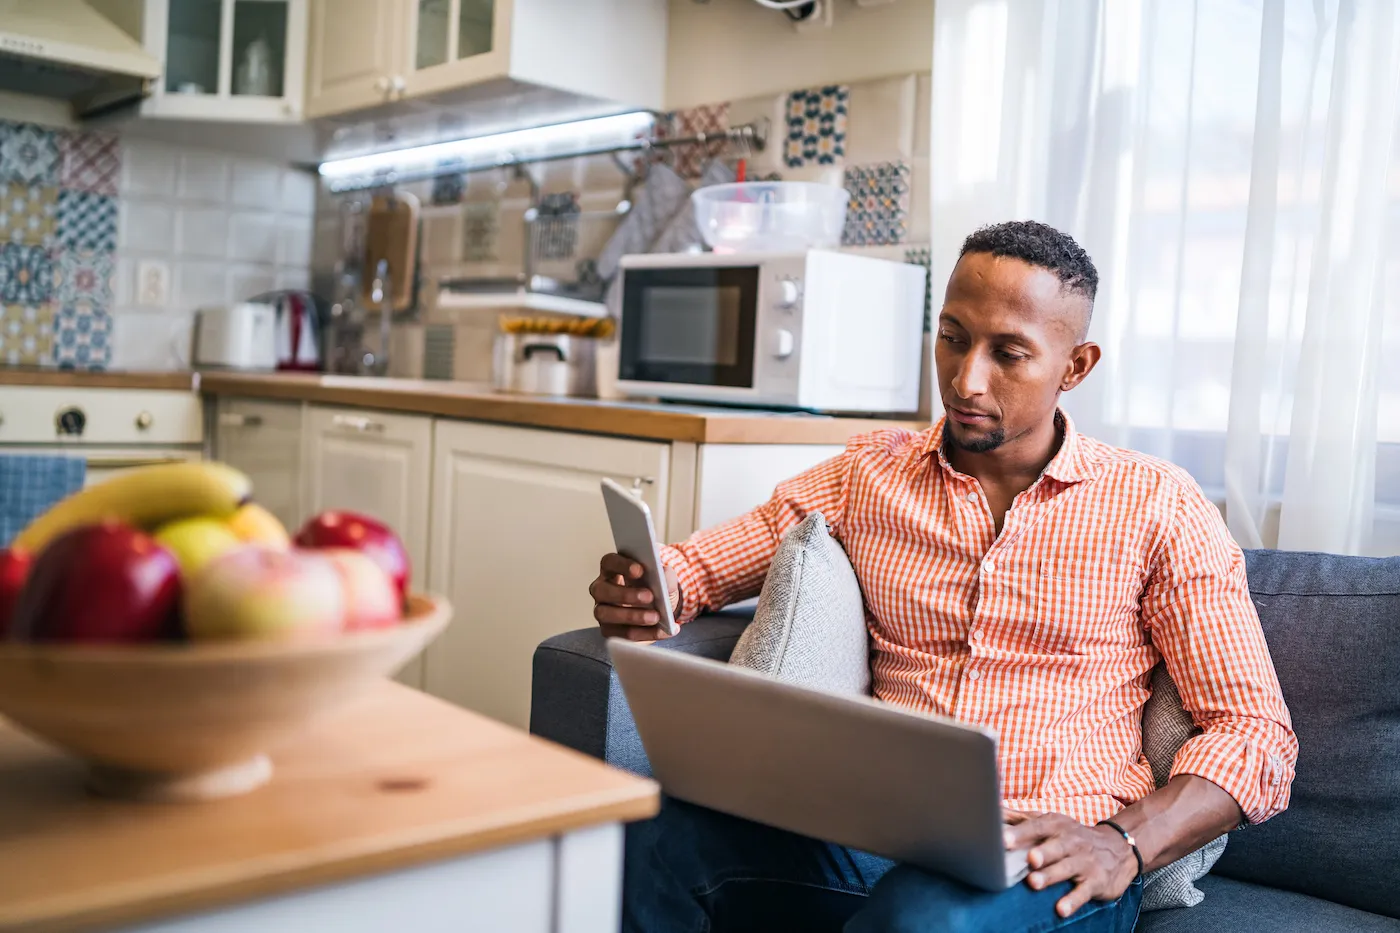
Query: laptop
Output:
[[608, 640, 1031, 892]]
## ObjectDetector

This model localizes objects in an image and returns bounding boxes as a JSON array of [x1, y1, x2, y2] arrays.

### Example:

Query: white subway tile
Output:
[[175, 260, 229, 310], [281, 168, 318, 214], [113, 257, 135, 306], [118, 199, 176, 253], [276, 218, 314, 267], [275, 268, 312, 291], [312, 216, 343, 274], [121, 139, 179, 198], [846, 75, 917, 165], [110, 311, 186, 371], [229, 265, 277, 302], [230, 160, 283, 208], [175, 207, 230, 258], [178, 151, 231, 202], [229, 211, 279, 263]]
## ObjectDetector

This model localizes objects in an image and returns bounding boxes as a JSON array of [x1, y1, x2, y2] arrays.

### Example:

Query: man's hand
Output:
[[589, 553, 680, 642], [1004, 812, 1138, 918]]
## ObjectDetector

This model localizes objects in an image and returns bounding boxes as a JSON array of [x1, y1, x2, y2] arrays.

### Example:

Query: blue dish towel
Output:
[[0, 455, 86, 549]]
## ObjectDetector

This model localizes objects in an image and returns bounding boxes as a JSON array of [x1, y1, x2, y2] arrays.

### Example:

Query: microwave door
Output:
[[618, 267, 760, 388]]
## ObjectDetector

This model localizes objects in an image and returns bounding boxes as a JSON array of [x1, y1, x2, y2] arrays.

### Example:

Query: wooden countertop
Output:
[[0, 369, 199, 391], [0, 684, 658, 933], [200, 372, 926, 445]]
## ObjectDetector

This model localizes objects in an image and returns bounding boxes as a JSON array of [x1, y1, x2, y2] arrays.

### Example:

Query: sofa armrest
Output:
[[530, 611, 754, 777]]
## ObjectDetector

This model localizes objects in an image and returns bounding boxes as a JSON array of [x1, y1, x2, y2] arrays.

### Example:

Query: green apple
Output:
[[183, 546, 346, 642], [154, 516, 243, 581]]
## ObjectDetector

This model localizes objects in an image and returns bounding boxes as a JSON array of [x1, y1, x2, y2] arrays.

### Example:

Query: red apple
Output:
[[10, 522, 182, 644], [322, 548, 401, 631], [0, 548, 32, 637], [295, 511, 410, 603]]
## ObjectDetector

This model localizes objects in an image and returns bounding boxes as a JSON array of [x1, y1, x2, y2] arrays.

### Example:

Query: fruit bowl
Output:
[[0, 594, 450, 802]]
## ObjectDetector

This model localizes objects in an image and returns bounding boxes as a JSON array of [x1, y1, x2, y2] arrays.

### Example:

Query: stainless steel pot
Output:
[[493, 332, 598, 397]]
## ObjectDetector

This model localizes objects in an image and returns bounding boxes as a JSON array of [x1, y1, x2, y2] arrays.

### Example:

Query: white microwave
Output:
[[616, 250, 927, 413]]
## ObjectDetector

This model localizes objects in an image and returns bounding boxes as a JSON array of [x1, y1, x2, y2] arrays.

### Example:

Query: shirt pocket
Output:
[[1032, 557, 1146, 655]]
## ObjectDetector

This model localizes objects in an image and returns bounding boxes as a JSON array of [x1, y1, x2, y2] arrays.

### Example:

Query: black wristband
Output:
[[1096, 819, 1145, 881]]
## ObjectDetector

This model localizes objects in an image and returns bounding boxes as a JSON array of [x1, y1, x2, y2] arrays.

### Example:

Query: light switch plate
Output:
[[137, 260, 171, 308]]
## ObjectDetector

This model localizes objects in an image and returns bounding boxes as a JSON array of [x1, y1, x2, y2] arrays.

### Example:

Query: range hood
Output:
[[0, 0, 161, 118]]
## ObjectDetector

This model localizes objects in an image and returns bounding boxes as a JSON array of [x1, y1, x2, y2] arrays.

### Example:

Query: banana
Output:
[[13, 462, 252, 555]]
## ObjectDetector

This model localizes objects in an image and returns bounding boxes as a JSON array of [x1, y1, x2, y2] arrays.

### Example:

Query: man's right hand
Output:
[[589, 553, 680, 642]]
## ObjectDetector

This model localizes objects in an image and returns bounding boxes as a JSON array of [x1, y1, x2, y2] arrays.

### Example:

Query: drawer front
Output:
[[0, 388, 203, 445]]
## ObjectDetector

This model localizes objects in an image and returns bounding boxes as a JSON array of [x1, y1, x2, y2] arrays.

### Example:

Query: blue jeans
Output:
[[624, 797, 1144, 933]]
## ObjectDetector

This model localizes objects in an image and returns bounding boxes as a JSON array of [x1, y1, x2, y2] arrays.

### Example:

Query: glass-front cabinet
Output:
[[142, 0, 308, 121], [405, 0, 504, 97]]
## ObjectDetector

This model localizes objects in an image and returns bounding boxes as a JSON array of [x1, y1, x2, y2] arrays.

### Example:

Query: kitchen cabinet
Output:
[[213, 398, 304, 531], [303, 405, 432, 688], [425, 420, 669, 728], [132, 0, 309, 123], [304, 0, 405, 119], [304, 0, 666, 121]]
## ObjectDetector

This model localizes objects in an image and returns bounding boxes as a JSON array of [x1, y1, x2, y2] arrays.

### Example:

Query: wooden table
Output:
[[0, 684, 659, 933]]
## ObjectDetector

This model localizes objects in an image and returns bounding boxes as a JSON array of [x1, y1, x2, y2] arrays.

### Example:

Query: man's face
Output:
[[935, 252, 1098, 455]]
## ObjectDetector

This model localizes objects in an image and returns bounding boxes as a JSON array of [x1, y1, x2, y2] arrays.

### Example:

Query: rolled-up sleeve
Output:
[[1140, 482, 1299, 825], [660, 443, 857, 623]]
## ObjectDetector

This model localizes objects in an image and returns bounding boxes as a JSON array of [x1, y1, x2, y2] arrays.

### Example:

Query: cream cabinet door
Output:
[[426, 420, 670, 728], [303, 405, 433, 687], [213, 398, 304, 532], [304, 0, 404, 119]]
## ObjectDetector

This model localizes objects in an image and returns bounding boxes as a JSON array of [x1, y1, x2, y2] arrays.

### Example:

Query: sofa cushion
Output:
[[1138, 876, 1400, 933], [728, 512, 870, 696], [1211, 550, 1400, 919]]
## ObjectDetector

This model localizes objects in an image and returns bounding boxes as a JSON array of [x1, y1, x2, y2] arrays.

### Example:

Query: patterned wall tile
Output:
[[842, 161, 912, 247], [59, 131, 121, 196], [904, 246, 933, 333], [54, 249, 114, 306], [0, 243, 54, 305], [54, 302, 112, 370], [0, 302, 53, 365], [0, 183, 57, 246], [0, 123, 60, 186], [56, 190, 118, 252], [659, 103, 730, 179], [784, 86, 849, 168], [463, 201, 499, 262]]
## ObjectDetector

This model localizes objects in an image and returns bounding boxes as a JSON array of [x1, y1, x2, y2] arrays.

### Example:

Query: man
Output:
[[589, 221, 1297, 932]]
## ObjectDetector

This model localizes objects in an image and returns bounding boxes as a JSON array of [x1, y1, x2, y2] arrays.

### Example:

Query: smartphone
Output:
[[599, 478, 679, 637]]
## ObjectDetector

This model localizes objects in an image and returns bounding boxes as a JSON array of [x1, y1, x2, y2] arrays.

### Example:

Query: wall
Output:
[[664, 0, 934, 109], [0, 119, 315, 372]]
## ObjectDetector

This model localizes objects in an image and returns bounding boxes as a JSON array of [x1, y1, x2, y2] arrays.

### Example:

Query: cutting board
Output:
[[361, 191, 420, 313]]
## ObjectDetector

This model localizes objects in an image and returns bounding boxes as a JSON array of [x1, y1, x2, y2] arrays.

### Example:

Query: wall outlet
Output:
[[136, 260, 171, 308], [794, 0, 834, 32]]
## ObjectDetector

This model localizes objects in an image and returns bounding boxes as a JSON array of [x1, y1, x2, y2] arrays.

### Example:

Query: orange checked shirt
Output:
[[660, 413, 1298, 827]]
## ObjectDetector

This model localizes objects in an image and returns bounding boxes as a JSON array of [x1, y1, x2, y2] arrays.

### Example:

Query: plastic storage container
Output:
[[692, 182, 849, 252]]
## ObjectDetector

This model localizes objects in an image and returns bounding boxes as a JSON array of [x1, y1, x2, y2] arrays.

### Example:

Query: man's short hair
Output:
[[959, 220, 1099, 303]]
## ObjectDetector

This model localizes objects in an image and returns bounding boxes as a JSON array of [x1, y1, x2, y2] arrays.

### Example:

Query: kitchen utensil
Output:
[[692, 181, 848, 252], [361, 191, 420, 313], [192, 302, 278, 371], [0, 595, 450, 802]]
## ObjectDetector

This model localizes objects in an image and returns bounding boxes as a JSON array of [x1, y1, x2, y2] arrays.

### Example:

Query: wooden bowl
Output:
[[0, 594, 451, 802]]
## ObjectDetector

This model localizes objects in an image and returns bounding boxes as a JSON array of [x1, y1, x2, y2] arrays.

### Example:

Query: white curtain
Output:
[[927, 0, 1400, 556]]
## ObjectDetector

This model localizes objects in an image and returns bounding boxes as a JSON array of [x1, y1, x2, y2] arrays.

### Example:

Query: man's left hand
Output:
[[1003, 812, 1138, 918]]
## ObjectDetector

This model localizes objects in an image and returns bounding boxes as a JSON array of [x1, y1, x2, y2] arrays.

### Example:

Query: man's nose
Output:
[[952, 351, 989, 399]]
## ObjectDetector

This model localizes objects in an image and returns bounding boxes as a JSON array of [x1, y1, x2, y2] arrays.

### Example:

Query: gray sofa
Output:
[[530, 549, 1400, 931]]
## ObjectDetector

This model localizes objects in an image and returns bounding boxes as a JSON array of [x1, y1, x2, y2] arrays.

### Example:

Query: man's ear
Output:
[[1060, 342, 1101, 392]]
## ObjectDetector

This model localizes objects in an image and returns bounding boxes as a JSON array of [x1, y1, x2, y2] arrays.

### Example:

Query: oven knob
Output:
[[135, 411, 154, 431], [772, 329, 796, 359], [776, 278, 801, 310], [56, 406, 86, 437]]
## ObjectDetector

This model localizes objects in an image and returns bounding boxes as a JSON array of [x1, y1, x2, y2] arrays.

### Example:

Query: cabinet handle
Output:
[[331, 414, 386, 433], [390, 75, 406, 95], [218, 413, 264, 428], [375, 75, 391, 94], [631, 476, 655, 493]]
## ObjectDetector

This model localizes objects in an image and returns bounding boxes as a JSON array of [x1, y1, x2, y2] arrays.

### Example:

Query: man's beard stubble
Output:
[[951, 426, 1007, 454]]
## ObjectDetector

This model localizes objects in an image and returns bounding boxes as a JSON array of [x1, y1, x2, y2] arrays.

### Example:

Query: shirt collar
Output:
[[918, 409, 1096, 485]]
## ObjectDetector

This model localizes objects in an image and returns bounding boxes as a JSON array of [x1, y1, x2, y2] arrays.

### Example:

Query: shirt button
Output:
[[970, 629, 983, 641], [967, 669, 982, 682], [967, 492, 978, 503], [983, 560, 995, 574]]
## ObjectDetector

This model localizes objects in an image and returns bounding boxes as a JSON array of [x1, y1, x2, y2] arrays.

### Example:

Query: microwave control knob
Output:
[[776, 278, 801, 310], [772, 329, 796, 360]]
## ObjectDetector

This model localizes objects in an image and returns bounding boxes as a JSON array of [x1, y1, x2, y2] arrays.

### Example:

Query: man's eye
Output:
[[998, 350, 1026, 362], [938, 332, 963, 344]]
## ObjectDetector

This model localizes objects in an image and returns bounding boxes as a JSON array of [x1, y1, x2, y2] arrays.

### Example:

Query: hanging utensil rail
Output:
[[322, 119, 770, 193]]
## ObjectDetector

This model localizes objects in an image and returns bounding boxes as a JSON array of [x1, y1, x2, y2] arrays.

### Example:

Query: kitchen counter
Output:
[[0, 369, 199, 391], [200, 372, 927, 445], [0, 683, 658, 933]]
